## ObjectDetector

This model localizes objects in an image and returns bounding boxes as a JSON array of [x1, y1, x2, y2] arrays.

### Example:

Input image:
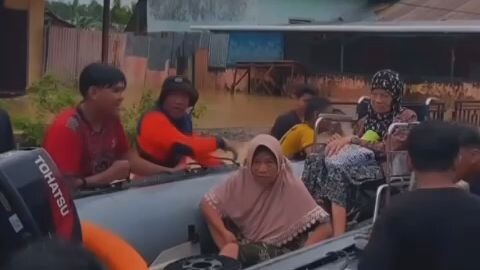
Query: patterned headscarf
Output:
[[365, 69, 405, 138]]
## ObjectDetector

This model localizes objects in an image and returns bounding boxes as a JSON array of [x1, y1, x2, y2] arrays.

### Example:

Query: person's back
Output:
[[280, 123, 314, 160], [362, 188, 480, 270], [359, 121, 480, 270]]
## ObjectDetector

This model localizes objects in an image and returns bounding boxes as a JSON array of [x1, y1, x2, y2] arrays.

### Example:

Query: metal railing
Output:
[[353, 96, 446, 121], [452, 100, 480, 126]]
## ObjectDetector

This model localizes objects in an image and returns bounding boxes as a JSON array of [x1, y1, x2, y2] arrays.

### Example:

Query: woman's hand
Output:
[[222, 230, 237, 244], [168, 162, 189, 173], [326, 133, 342, 144], [109, 160, 131, 180], [325, 136, 353, 157], [223, 139, 239, 161]]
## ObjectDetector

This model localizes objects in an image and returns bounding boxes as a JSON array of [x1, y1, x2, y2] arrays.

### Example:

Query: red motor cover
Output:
[[0, 149, 81, 261]]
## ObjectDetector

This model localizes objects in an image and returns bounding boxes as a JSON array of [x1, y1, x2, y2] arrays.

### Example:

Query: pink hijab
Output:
[[204, 134, 329, 246]]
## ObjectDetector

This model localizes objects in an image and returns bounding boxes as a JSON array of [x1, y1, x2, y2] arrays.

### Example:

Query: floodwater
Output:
[[195, 91, 294, 129], [5, 87, 358, 130], [5, 88, 357, 132], [4, 88, 356, 161], [125, 89, 356, 129], [4, 90, 292, 129], [4, 89, 296, 161]]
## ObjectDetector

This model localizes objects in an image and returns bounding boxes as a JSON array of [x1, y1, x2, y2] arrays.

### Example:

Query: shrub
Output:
[[13, 75, 79, 147], [121, 90, 155, 144], [28, 74, 79, 116], [8, 75, 208, 147]]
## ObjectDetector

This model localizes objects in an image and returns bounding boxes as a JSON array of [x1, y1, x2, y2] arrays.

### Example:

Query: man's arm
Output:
[[301, 127, 315, 155], [201, 199, 236, 249], [44, 123, 130, 189], [141, 113, 223, 163], [43, 123, 84, 179], [270, 115, 283, 140], [72, 160, 130, 188], [114, 119, 186, 177], [271, 114, 292, 140], [129, 148, 185, 176]]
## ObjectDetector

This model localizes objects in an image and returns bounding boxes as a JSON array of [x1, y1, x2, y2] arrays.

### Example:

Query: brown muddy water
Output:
[[5, 88, 355, 130], [4, 89, 356, 161], [4, 90, 292, 127], [191, 90, 356, 161]]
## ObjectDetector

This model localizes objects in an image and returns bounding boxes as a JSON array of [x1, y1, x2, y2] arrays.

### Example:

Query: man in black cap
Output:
[[359, 121, 480, 270], [134, 76, 235, 175]]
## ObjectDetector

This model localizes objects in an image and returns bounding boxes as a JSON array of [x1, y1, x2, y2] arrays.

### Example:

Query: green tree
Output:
[[111, 0, 133, 26], [47, 0, 133, 30], [87, 0, 103, 19], [47, 1, 75, 21]]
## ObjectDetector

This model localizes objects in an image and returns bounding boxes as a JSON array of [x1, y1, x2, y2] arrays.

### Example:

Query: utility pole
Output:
[[101, 0, 111, 63]]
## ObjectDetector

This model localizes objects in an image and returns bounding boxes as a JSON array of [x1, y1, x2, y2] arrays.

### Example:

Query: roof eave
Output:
[[190, 24, 480, 33]]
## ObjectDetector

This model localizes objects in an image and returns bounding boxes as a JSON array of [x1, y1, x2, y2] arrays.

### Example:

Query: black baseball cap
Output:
[[156, 76, 199, 107]]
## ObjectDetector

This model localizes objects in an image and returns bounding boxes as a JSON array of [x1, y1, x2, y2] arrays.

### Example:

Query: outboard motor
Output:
[[0, 149, 81, 262]]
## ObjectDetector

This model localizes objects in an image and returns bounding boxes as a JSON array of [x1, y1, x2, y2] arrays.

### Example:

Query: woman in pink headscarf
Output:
[[201, 134, 332, 267]]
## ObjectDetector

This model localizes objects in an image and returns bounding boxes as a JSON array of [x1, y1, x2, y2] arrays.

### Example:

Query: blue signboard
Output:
[[227, 32, 284, 66]]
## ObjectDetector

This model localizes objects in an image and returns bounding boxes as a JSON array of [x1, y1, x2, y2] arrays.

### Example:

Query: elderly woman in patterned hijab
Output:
[[302, 69, 417, 237]]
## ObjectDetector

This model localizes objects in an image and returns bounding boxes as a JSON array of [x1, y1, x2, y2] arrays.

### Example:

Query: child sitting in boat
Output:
[[201, 134, 332, 268], [271, 85, 318, 140], [133, 76, 236, 176], [280, 97, 340, 160]]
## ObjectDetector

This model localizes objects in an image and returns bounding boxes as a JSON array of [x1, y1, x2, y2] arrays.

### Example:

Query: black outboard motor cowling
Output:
[[0, 149, 81, 261]]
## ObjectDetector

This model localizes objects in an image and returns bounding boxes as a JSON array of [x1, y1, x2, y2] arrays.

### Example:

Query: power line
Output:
[[398, 1, 480, 17]]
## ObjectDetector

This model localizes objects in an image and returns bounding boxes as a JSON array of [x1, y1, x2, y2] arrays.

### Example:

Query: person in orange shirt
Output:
[[133, 76, 235, 175]]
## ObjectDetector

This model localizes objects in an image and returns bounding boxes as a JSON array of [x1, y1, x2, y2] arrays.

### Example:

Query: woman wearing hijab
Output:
[[201, 134, 332, 268], [302, 69, 417, 237]]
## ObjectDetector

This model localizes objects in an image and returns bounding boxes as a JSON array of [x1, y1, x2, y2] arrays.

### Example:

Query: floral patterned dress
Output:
[[301, 109, 417, 210]]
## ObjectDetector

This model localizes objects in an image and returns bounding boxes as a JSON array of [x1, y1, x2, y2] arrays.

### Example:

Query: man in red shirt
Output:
[[135, 76, 235, 172], [43, 63, 131, 189]]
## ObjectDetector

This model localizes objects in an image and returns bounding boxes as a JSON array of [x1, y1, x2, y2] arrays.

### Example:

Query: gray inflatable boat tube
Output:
[[75, 162, 305, 264]]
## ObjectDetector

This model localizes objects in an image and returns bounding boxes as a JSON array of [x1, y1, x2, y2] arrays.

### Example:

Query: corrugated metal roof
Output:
[[378, 0, 480, 21], [191, 20, 480, 33]]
